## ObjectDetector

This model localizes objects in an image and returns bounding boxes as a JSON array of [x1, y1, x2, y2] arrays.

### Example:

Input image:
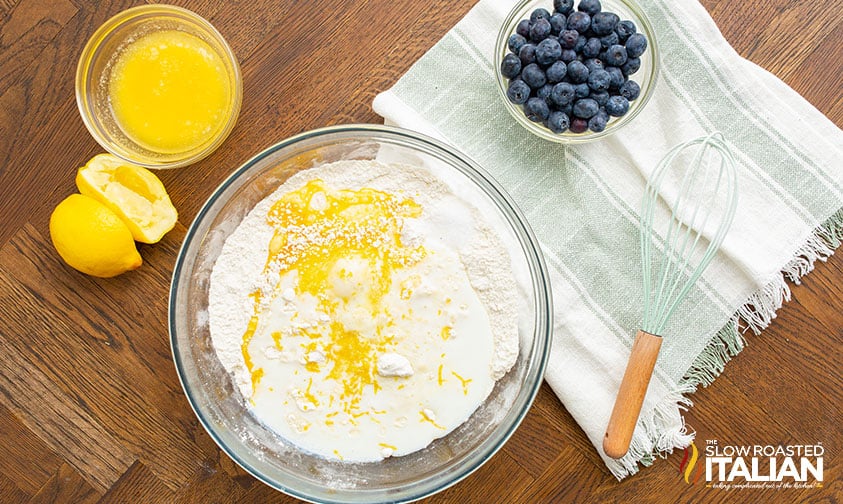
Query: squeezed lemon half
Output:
[[76, 153, 178, 244], [49, 194, 142, 278]]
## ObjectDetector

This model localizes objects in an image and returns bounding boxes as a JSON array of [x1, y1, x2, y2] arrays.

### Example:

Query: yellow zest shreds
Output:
[[419, 409, 445, 430], [250, 368, 265, 396], [451, 371, 472, 396], [437, 364, 444, 386], [241, 315, 260, 384], [240, 290, 266, 395], [241, 178, 427, 414], [271, 331, 283, 350], [322, 322, 389, 414], [440, 326, 452, 340], [305, 361, 320, 373], [379, 442, 398, 450], [303, 377, 320, 409]]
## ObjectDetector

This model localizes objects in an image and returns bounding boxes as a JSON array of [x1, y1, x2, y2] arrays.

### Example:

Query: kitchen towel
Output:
[[372, 0, 843, 479]]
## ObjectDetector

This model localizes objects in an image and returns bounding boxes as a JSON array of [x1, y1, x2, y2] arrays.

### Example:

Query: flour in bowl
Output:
[[208, 159, 518, 462]]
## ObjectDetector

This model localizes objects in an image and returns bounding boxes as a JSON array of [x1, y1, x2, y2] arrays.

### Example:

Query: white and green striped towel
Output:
[[373, 0, 843, 479]]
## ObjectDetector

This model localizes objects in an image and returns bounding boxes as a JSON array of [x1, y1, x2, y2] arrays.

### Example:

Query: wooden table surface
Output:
[[1, 0, 840, 502]]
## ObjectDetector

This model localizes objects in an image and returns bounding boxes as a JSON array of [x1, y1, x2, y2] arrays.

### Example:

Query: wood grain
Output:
[[26, 464, 99, 504], [0, 0, 840, 502]]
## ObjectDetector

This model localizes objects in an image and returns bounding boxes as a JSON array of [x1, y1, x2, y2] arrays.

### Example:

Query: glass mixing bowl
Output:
[[76, 5, 242, 169], [169, 125, 552, 503], [495, 0, 659, 143]]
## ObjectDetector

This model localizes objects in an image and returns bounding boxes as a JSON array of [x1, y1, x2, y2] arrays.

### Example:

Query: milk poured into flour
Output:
[[208, 160, 518, 462]]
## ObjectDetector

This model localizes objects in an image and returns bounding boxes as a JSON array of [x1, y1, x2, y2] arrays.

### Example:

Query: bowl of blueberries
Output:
[[495, 0, 659, 142]]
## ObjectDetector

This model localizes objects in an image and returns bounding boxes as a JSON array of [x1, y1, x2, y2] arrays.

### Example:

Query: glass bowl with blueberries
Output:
[[495, 0, 659, 143]]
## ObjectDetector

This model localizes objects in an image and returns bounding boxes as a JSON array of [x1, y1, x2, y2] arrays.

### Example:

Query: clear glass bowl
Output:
[[495, 0, 659, 143], [169, 125, 552, 503], [76, 5, 242, 169]]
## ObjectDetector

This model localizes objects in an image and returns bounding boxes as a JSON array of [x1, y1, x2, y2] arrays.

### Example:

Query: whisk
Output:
[[603, 132, 738, 459]]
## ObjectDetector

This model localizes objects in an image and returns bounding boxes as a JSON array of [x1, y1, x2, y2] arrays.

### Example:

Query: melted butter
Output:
[[108, 30, 232, 153], [265, 179, 423, 302]]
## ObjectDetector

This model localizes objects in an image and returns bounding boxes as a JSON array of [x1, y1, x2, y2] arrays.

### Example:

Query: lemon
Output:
[[76, 153, 178, 244], [49, 194, 143, 278]]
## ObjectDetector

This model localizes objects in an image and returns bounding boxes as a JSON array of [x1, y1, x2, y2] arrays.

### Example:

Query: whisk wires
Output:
[[640, 132, 738, 335]]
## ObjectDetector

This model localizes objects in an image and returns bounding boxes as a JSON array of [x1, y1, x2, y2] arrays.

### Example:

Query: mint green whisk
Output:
[[604, 133, 738, 459]]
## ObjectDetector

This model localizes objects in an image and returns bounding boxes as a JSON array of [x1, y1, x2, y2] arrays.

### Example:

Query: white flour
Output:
[[208, 159, 519, 460]]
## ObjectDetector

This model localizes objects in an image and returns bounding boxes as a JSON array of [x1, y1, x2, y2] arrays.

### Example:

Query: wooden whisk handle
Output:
[[603, 330, 663, 459]]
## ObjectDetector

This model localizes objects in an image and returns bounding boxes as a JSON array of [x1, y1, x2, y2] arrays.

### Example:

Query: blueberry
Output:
[[578, 0, 602, 16], [621, 57, 640, 75], [573, 98, 599, 118], [599, 31, 619, 49], [583, 57, 604, 73], [605, 95, 630, 116], [574, 33, 587, 52], [530, 8, 552, 23], [508, 33, 527, 54], [537, 83, 554, 103], [619, 80, 641, 100], [566, 60, 589, 83], [588, 108, 610, 132], [524, 97, 550, 122], [604, 44, 628, 66], [615, 20, 636, 42], [507, 79, 531, 105], [501, 53, 522, 79], [570, 117, 589, 133], [560, 49, 578, 63], [591, 12, 619, 36], [557, 102, 573, 116], [574, 82, 589, 98], [550, 82, 576, 106], [582, 37, 602, 58], [530, 18, 552, 41], [567, 11, 591, 33], [605, 65, 625, 89], [547, 111, 571, 133], [587, 68, 611, 91], [554, 0, 574, 15], [519, 43, 537, 65], [626, 33, 648, 58], [549, 13, 567, 34], [536, 38, 563, 66], [546, 60, 568, 83], [516, 19, 532, 38], [521, 63, 547, 88], [591, 89, 610, 106], [558, 29, 579, 49]]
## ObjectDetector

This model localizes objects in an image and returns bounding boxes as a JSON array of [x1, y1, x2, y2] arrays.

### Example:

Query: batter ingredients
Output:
[[209, 160, 518, 462]]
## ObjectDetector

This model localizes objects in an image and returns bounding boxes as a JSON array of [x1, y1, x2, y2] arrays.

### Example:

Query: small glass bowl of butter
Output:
[[76, 5, 242, 169]]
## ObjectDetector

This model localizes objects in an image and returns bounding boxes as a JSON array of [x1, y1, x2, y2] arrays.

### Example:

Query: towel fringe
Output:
[[605, 206, 843, 480]]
